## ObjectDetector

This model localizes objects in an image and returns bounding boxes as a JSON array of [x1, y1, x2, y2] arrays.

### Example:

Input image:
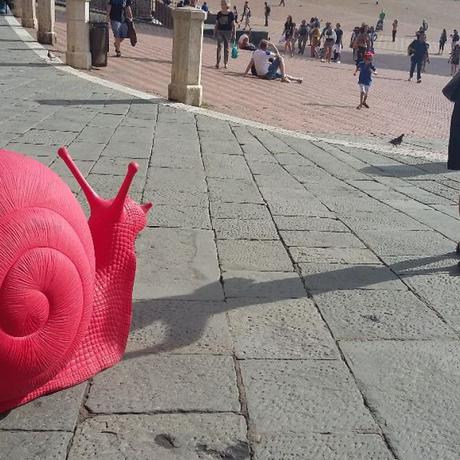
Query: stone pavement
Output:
[[3, 14, 460, 460], [33, 8, 454, 152]]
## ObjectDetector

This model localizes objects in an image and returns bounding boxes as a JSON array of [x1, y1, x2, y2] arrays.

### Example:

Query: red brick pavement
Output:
[[39, 10, 453, 143]]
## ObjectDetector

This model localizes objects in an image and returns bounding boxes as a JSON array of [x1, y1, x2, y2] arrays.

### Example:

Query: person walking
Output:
[[310, 24, 321, 58], [214, 0, 236, 69], [408, 33, 429, 83], [107, 0, 133, 57], [283, 15, 295, 57], [353, 25, 370, 63], [333, 23, 343, 63], [232, 5, 238, 27], [439, 29, 448, 54], [241, 1, 251, 31], [297, 19, 309, 55], [321, 22, 336, 63], [450, 43, 460, 76], [354, 51, 377, 109], [452, 30, 460, 51], [279, 0, 285, 6], [264, 2, 270, 27], [392, 19, 398, 42]]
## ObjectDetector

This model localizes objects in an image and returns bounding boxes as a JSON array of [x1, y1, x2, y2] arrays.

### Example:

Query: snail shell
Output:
[[0, 150, 95, 402]]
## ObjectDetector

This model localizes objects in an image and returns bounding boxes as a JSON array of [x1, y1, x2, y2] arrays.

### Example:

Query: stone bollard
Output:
[[37, 0, 56, 44], [168, 7, 205, 107], [13, 0, 23, 20], [66, 0, 91, 69], [21, 0, 37, 28]]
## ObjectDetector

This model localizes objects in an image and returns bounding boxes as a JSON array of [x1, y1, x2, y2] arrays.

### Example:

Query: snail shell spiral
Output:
[[0, 150, 95, 403]]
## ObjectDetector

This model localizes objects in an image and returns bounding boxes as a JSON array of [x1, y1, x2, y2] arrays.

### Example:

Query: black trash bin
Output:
[[90, 21, 109, 67]]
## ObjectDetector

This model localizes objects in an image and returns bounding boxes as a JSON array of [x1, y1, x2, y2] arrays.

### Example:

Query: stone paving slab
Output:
[[68, 413, 249, 460], [227, 298, 339, 360], [86, 355, 239, 413], [341, 341, 460, 460], [253, 434, 393, 460], [127, 300, 233, 355], [315, 290, 456, 340], [240, 360, 378, 434], [0, 431, 73, 460], [0, 384, 86, 431]]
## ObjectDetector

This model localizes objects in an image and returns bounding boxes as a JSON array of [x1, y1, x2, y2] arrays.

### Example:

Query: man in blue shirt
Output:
[[354, 51, 377, 109], [408, 33, 429, 83]]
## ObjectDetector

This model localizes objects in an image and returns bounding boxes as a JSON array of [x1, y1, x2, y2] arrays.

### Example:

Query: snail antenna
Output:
[[58, 147, 103, 210], [110, 162, 139, 217]]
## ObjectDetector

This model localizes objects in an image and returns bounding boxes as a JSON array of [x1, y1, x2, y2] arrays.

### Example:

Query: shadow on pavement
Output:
[[361, 162, 448, 176], [126, 252, 458, 359]]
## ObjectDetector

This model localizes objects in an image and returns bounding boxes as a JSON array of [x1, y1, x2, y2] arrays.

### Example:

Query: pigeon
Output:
[[389, 134, 404, 146]]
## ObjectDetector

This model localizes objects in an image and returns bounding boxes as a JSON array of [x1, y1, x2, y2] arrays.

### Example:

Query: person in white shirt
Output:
[[243, 39, 303, 83]]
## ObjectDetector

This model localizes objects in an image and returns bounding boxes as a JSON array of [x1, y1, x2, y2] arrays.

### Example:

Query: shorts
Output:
[[111, 20, 129, 39], [333, 43, 341, 53], [264, 57, 282, 80], [324, 39, 334, 49], [359, 83, 370, 94]]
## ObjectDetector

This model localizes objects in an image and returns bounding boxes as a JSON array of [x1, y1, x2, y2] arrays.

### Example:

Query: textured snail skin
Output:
[[0, 148, 152, 413]]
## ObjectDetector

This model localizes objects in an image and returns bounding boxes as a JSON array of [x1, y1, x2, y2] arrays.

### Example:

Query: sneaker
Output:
[[115, 50, 121, 57], [337, 60, 341, 64], [417, 79, 422, 83], [356, 105, 362, 110], [408, 77, 412, 81], [320, 58, 325, 62], [363, 102, 370, 108]]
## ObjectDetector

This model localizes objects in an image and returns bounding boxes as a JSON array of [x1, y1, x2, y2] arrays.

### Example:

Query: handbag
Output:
[[442, 72, 460, 102], [231, 41, 239, 59], [126, 19, 137, 47]]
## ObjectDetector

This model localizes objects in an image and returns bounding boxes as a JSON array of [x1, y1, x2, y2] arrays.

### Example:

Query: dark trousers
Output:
[[392, 30, 396, 42], [448, 102, 460, 170], [410, 57, 422, 80], [264, 14, 268, 26]]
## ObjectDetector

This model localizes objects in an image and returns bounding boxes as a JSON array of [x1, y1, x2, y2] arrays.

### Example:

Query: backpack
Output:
[[325, 29, 333, 40]]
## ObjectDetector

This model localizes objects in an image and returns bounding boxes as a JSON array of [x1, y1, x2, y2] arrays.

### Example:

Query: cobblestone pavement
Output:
[[3, 15, 460, 460], [35, 9, 454, 154]]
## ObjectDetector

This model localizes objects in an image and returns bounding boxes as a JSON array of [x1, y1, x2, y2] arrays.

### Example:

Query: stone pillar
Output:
[[13, 0, 23, 19], [168, 7, 205, 107], [37, 0, 56, 44], [21, 0, 37, 29], [66, 0, 91, 69]]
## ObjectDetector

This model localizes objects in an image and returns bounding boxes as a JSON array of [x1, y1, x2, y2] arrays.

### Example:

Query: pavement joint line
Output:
[[5, 13, 447, 163]]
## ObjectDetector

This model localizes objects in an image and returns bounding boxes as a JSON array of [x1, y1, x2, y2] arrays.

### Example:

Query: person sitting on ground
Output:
[[201, 1, 208, 11], [238, 34, 257, 51], [243, 39, 303, 83]]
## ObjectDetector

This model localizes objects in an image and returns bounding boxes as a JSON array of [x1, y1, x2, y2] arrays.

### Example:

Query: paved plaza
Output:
[[2, 14, 460, 460], [35, 8, 453, 154]]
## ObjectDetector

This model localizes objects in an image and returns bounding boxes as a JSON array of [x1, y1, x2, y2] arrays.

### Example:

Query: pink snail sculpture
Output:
[[0, 147, 152, 413]]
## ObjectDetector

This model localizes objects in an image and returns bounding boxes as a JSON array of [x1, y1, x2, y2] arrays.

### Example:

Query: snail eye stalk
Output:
[[58, 147, 106, 211]]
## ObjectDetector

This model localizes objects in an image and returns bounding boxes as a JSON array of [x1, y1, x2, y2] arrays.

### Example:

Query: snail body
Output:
[[0, 147, 151, 412]]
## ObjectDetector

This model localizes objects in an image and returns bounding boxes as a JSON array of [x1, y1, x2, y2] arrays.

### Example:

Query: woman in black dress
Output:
[[283, 16, 295, 57], [448, 99, 460, 170]]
